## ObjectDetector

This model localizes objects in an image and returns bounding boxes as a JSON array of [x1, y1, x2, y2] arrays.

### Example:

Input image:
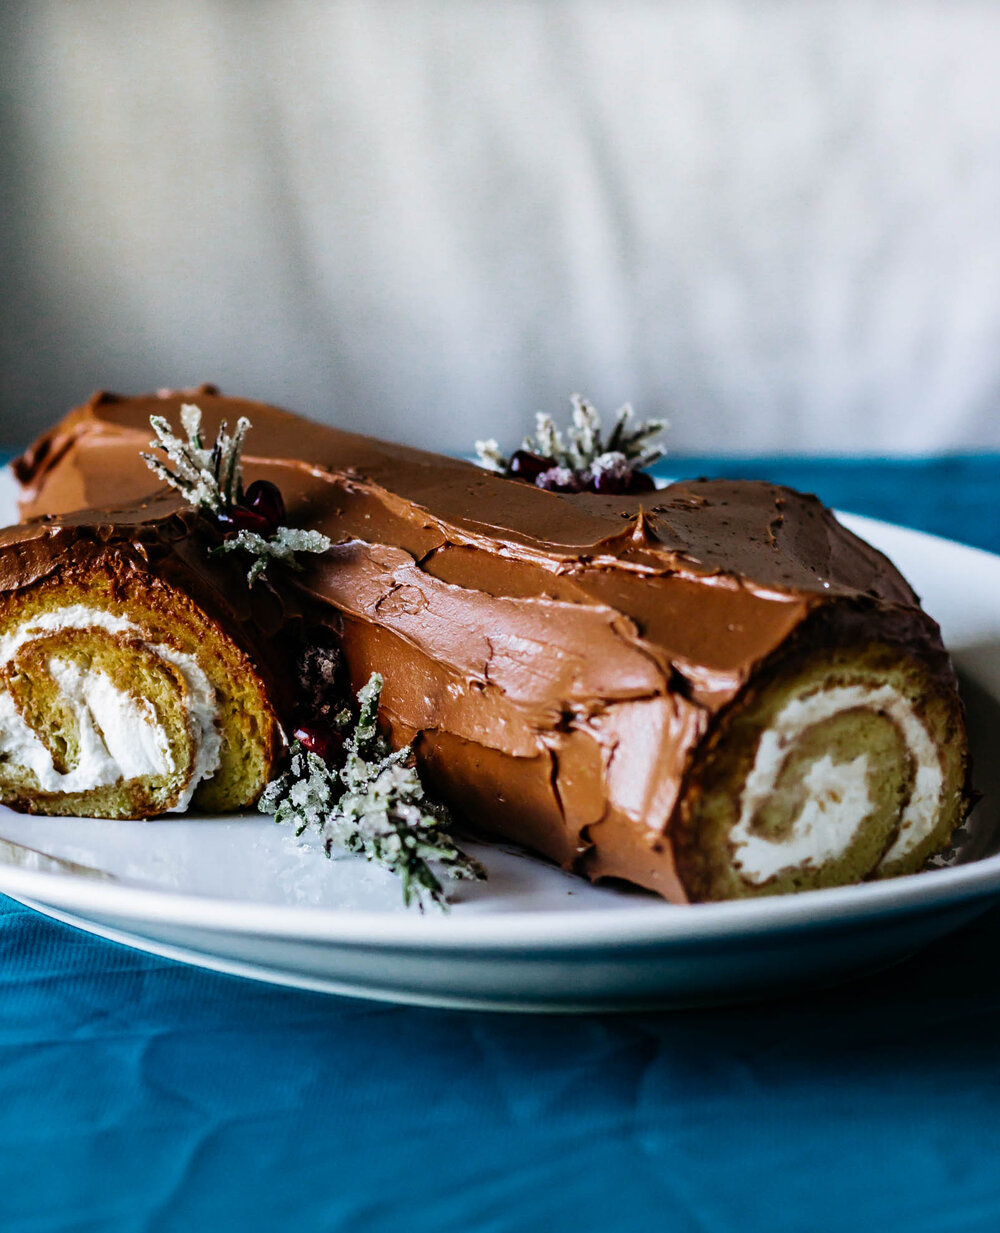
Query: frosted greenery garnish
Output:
[[475, 394, 668, 477], [142, 404, 331, 584], [259, 673, 486, 911], [213, 526, 333, 586], [142, 403, 248, 513]]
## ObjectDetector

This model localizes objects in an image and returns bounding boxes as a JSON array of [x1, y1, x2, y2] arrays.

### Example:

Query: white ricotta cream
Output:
[[0, 605, 222, 806], [0, 605, 135, 664], [153, 644, 222, 812], [731, 684, 944, 883], [0, 690, 134, 795]]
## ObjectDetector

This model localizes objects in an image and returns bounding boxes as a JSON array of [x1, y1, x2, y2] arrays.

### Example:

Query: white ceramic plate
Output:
[[1, 468, 1000, 1011]]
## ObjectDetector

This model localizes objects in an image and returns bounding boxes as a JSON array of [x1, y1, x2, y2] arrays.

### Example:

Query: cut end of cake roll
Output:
[[0, 535, 283, 819], [672, 634, 970, 901]]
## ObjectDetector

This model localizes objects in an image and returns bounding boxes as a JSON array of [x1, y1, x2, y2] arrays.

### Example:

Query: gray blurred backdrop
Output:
[[3, 1, 1000, 455]]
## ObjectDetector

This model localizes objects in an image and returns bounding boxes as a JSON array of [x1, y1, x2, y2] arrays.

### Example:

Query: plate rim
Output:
[[2, 843, 1000, 952]]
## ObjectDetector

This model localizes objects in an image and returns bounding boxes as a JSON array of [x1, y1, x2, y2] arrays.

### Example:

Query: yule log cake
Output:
[[8, 388, 972, 903]]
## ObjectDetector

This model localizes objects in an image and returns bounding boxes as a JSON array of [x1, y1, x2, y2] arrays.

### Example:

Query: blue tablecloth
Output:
[[3, 455, 1000, 1233]]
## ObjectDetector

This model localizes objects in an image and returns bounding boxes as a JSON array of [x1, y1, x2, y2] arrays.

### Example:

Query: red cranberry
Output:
[[216, 506, 276, 536], [293, 723, 344, 764], [507, 450, 555, 482], [244, 479, 286, 531], [625, 471, 656, 494]]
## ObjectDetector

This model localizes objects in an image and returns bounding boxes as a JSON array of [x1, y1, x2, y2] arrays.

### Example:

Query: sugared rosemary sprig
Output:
[[213, 526, 334, 585], [142, 404, 331, 584], [476, 394, 668, 486], [142, 404, 248, 513], [259, 673, 486, 911]]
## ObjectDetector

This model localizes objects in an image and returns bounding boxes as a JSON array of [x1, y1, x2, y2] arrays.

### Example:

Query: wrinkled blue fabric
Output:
[[2, 456, 1000, 1233]]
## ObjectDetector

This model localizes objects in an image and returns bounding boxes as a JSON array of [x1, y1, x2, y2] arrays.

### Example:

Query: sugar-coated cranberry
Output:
[[536, 466, 584, 493], [293, 723, 344, 764], [625, 471, 656, 493], [216, 506, 276, 536], [507, 450, 555, 482], [244, 479, 286, 532], [590, 469, 630, 495], [296, 631, 345, 720]]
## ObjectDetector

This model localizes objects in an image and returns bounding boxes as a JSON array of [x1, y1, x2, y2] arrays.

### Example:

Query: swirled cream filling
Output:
[[732, 684, 944, 883], [0, 605, 221, 811]]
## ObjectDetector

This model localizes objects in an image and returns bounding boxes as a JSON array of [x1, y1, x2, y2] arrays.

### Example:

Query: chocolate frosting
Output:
[[12, 388, 954, 901]]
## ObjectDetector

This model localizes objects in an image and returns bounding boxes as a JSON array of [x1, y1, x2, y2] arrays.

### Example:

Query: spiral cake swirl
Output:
[[0, 501, 283, 818]]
